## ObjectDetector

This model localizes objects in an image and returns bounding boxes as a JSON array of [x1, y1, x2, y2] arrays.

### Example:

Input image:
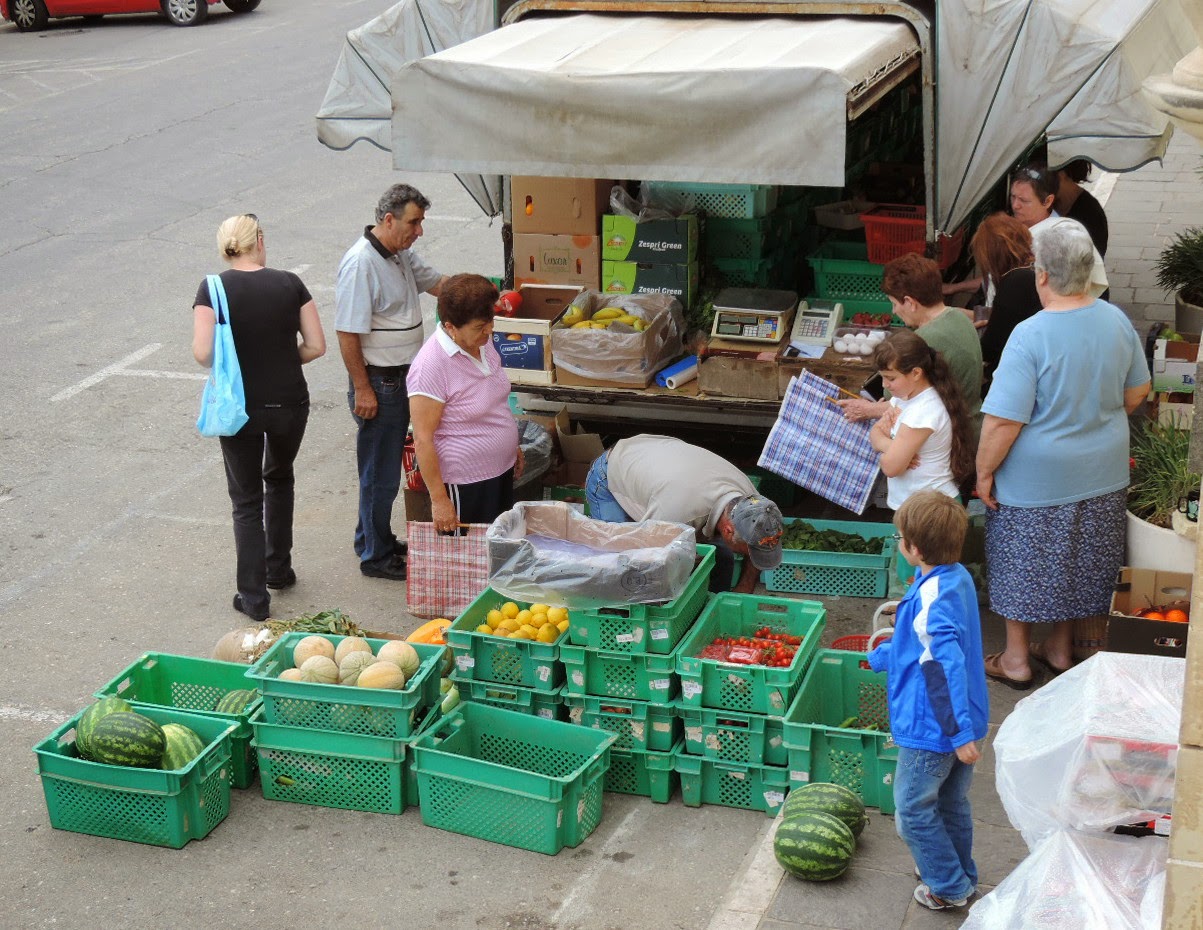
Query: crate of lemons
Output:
[[475, 601, 572, 644], [560, 304, 648, 332]]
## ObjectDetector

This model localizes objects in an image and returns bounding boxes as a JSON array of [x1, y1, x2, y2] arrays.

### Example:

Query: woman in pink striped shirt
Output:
[[407, 274, 524, 533]]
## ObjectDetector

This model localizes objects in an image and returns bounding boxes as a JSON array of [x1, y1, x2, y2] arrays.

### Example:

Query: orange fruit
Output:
[[1142, 611, 1165, 620], [1165, 609, 1189, 623]]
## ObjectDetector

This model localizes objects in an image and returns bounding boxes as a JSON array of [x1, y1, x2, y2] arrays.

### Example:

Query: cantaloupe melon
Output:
[[334, 636, 373, 666], [338, 651, 378, 686], [299, 655, 339, 685], [376, 641, 420, 678], [293, 635, 335, 668], [358, 661, 406, 690], [279, 668, 304, 682]]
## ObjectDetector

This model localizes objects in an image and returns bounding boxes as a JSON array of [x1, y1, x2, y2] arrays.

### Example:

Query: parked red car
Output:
[[1, 0, 258, 31]]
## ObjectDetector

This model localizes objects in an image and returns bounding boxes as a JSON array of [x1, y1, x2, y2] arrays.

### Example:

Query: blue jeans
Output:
[[585, 452, 633, 523], [348, 370, 409, 566], [894, 746, 978, 901]]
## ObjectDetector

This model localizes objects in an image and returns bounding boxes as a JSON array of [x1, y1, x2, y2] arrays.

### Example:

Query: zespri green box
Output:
[[602, 214, 698, 262], [601, 261, 697, 309]]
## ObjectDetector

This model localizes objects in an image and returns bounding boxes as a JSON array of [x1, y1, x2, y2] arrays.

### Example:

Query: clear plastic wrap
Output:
[[513, 419, 553, 489], [550, 291, 685, 385], [960, 830, 1169, 930], [486, 501, 696, 608], [993, 652, 1184, 848]]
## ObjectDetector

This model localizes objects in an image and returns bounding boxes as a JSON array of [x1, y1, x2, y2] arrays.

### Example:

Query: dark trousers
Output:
[[348, 369, 409, 567], [219, 404, 309, 615]]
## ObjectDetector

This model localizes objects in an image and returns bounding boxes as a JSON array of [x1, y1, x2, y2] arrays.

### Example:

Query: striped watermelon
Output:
[[87, 712, 167, 768], [782, 782, 868, 838], [160, 723, 206, 770], [774, 810, 856, 881], [213, 689, 256, 715], [76, 697, 133, 761]]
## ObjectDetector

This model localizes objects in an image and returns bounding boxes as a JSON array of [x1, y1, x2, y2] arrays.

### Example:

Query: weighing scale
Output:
[[709, 289, 798, 344], [787, 298, 844, 348]]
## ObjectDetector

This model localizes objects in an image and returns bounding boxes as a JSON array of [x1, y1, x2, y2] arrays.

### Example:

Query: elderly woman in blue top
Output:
[[975, 219, 1150, 689]]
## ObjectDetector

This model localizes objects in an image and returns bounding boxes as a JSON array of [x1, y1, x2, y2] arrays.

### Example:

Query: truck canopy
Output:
[[317, 0, 1196, 231]]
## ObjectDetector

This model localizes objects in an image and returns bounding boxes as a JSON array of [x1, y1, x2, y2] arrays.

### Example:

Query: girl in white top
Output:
[[869, 330, 975, 510]]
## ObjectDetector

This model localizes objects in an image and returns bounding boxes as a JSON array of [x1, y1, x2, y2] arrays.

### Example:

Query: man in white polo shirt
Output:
[[585, 435, 784, 594], [335, 184, 448, 580]]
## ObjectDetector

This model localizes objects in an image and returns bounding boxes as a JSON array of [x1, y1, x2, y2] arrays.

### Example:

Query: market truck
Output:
[[317, 0, 1194, 434]]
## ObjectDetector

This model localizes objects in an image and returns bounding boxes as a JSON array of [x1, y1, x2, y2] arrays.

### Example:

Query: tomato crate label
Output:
[[537, 665, 552, 682], [537, 709, 554, 719], [631, 722, 646, 740], [456, 656, 475, 671], [572, 670, 585, 686], [616, 633, 635, 644], [764, 790, 785, 806], [682, 682, 703, 698], [650, 628, 669, 641], [650, 678, 671, 691], [652, 721, 671, 732], [791, 770, 810, 782]]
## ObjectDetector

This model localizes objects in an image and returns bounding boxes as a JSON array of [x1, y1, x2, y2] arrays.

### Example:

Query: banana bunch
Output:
[[563, 306, 648, 332]]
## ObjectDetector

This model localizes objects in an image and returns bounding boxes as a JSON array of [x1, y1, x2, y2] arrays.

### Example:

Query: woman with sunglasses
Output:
[[1009, 163, 1107, 299], [192, 214, 326, 622]]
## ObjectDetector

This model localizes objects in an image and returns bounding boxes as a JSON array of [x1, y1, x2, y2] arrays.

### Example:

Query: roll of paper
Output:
[[656, 355, 699, 389]]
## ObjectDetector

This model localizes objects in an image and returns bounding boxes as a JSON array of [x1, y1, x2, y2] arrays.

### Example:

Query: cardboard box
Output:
[[602, 214, 699, 263], [1153, 337, 1199, 395], [403, 487, 432, 524], [510, 177, 615, 235], [554, 367, 658, 390], [1107, 567, 1192, 658], [601, 261, 697, 308], [492, 284, 584, 383], [1163, 859, 1203, 927], [777, 344, 876, 399], [1156, 392, 1195, 431], [513, 234, 600, 290], [698, 337, 781, 400], [1185, 612, 1203, 749], [1170, 746, 1203, 863]]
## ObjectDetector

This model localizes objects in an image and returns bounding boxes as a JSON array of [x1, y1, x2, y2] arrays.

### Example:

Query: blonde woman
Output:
[[192, 214, 326, 621]]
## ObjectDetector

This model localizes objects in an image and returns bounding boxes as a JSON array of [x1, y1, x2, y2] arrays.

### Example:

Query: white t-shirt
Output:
[[885, 386, 959, 510]]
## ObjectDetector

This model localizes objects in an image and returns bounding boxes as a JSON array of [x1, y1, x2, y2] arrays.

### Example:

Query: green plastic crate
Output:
[[447, 589, 567, 692], [251, 707, 414, 814], [95, 652, 262, 789], [763, 518, 897, 599], [808, 242, 889, 302], [605, 742, 681, 801], [33, 706, 235, 848], [454, 676, 566, 720], [244, 634, 446, 738], [676, 701, 787, 766], [704, 215, 775, 259], [750, 468, 798, 508], [411, 703, 616, 855], [643, 181, 777, 219], [564, 694, 682, 752], [710, 256, 777, 288], [675, 754, 790, 816], [559, 642, 680, 703], [568, 546, 715, 655], [676, 593, 826, 714], [542, 484, 590, 515], [782, 649, 897, 813]]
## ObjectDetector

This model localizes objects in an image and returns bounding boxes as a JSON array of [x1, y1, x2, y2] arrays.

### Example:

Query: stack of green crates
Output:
[[673, 593, 827, 816], [558, 545, 717, 801], [244, 633, 446, 815]]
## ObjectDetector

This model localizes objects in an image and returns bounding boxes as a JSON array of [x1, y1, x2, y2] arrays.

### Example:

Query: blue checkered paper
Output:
[[759, 370, 879, 514]]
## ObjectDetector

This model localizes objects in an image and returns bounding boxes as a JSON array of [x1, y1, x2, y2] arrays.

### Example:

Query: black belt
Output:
[[365, 364, 408, 376]]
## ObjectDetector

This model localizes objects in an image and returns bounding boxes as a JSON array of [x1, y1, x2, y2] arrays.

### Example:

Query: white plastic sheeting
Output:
[[390, 14, 920, 187]]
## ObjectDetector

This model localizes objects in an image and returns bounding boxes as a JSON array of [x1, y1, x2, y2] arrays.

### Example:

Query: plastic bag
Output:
[[993, 652, 1184, 848], [550, 291, 685, 385], [486, 501, 696, 608], [609, 184, 676, 222], [196, 275, 249, 437], [514, 419, 553, 489], [960, 830, 1168, 930]]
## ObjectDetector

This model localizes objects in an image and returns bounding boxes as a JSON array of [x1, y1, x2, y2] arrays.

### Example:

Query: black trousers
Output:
[[218, 404, 309, 614]]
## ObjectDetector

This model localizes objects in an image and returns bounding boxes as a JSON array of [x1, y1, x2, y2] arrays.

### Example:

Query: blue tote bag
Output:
[[196, 274, 249, 437]]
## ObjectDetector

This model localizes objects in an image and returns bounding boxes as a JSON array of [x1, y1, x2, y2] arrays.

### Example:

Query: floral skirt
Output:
[[985, 488, 1127, 622]]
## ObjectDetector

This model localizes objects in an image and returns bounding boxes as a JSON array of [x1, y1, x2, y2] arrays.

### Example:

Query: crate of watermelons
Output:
[[94, 652, 262, 789], [33, 704, 236, 848], [763, 518, 897, 599]]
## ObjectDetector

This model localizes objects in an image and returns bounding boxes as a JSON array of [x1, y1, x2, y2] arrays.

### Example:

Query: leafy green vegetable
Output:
[[781, 521, 885, 555]]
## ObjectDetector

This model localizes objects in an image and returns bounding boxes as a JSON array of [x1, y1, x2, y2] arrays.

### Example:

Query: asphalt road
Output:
[[0, 5, 799, 928]]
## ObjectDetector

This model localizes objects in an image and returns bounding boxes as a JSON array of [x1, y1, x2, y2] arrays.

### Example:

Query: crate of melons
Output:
[[33, 701, 236, 848], [245, 633, 447, 739], [445, 589, 569, 693]]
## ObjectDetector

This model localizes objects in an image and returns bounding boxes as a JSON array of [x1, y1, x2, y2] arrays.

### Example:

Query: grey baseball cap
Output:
[[731, 496, 784, 571]]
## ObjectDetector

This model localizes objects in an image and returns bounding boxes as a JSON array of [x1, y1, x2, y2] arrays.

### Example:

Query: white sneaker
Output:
[[914, 883, 968, 910]]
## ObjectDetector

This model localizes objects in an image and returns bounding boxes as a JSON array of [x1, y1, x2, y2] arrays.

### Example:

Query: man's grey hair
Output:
[[376, 184, 431, 223], [1032, 218, 1095, 296]]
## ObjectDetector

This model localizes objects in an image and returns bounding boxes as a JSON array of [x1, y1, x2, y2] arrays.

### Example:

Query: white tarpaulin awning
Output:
[[390, 14, 920, 187]]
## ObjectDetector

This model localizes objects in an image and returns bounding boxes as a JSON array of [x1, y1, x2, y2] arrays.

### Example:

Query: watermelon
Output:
[[782, 782, 868, 838], [774, 810, 856, 881], [76, 697, 133, 760], [213, 688, 256, 715], [160, 723, 206, 770], [87, 712, 167, 768]]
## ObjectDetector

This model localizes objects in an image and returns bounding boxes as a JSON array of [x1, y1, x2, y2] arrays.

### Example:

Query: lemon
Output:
[[537, 625, 559, 643], [509, 628, 532, 640], [519, 624, 540, 639], [547, 606, 568, 624], [475, 623, 493, 635], [530, 611, 548, 626], [557, 619, 570, 633], [501, 602, 520, 620], [530, 603, 550, 615], [499, 618, 521, 633], [495, 628, 511, 637], [487, 609, 504, 627], [516, 609, 534, 626]]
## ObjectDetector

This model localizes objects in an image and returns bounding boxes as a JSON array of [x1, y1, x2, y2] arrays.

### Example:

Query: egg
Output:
[[834, 339, 848, 353], [869, 329, 887, 342], [858, 343, 873, 355]]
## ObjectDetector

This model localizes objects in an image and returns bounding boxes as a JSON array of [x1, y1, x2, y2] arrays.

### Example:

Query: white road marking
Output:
[[550, 805, 644, 925], [114, 369, 207, 381], [289, 264, 311, 276], [707, 811, 784, 930], [50, 343, 163, 402], [0, 704, 72, 726], [138, 510, 227, 527]]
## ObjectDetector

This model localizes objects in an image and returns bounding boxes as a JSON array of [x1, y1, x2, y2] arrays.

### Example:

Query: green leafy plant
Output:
[[1155, 226, 1203, 305], [1128, 419, 1200, 528]]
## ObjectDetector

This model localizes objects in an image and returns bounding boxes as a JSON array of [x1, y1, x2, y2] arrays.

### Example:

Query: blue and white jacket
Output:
[[867, 563, 989, 753]]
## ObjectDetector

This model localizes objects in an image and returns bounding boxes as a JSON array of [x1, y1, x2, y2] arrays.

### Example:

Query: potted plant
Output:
[[1126, 418, 1200, 572], [1156, 225, 1203, 334]]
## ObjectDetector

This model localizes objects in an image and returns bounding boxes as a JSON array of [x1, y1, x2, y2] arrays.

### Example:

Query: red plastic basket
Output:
[[403, 434, 425, 492], [859, 205, 964, 269], [832, 635, 871, 652]]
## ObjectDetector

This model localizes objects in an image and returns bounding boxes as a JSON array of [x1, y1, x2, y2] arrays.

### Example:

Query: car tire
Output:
[[162, 0, 208, 26], [82, 14, 105, 22], [10, 0, 49, 31], [224, 0, 260, 11]]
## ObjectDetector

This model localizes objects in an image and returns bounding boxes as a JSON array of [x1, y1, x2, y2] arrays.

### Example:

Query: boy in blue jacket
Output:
[[868, 491, 989, 911]]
